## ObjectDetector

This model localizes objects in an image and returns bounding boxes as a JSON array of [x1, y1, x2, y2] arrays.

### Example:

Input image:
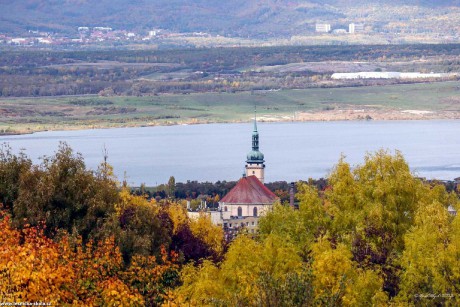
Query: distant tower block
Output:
[[245, 111, 265, 183], [315, 23, 331, 33], [349, 23, 364, 34]]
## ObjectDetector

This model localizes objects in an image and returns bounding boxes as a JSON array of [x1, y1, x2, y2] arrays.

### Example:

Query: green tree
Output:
[[0, 144, 32, 212], [13, 142, 118, 242], [167, 176, 176, 199], [108, 188, 172, 263], [259, 182, 330, 258]]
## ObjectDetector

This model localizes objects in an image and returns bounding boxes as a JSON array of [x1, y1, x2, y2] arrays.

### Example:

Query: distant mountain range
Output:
[[2, 0, 460, 37]]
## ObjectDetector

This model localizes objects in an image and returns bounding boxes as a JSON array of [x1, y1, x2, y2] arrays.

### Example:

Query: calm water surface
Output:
[[1, 121, 459, 185]]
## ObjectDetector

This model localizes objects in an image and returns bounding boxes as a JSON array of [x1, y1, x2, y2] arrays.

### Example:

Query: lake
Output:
[[1, 120, 459, 185]]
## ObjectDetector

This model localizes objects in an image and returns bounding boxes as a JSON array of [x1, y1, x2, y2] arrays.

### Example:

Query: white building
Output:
[[331, 71, 453, 80], [349, 23, 365, 34], [316, 23, 331, 33], [93, 27, 112, 32], [333, 29, 347, 34]]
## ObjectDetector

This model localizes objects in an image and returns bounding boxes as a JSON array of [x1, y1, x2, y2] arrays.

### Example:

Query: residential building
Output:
[[316, 23, 331, 33], [349, 23, 365, 34]]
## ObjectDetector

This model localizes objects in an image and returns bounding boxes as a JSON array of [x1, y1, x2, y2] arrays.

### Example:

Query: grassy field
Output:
[[1, 81, 460, 134]]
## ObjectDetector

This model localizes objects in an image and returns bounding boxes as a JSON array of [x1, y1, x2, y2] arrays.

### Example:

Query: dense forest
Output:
[[0, 143, 459, 305], [2, 45, 460, 97]]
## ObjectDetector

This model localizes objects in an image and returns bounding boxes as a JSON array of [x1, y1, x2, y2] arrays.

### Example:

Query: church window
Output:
[[224, 206, 228, 212], [252, 171, 255, 174], [253, 207, 258, 217], [238, 207, 242, 217]]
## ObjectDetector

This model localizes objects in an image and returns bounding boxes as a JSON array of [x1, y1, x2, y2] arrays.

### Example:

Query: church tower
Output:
[[245, 111, 265, 183]]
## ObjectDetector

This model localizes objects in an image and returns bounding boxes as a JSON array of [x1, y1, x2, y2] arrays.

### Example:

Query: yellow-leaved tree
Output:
[[311, 237, 387, 306], [189, 213, 225, 256], [176, 234, 311, 306], [397, 200, 460, 305], [325, 150, 454, 296]]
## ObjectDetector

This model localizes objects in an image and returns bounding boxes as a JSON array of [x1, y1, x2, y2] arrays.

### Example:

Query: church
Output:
[[187, 113, 278, 234], [216, 113, 279, 234]]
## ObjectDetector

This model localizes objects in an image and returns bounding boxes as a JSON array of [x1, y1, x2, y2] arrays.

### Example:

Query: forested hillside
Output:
[[2, 0, 460, 37]]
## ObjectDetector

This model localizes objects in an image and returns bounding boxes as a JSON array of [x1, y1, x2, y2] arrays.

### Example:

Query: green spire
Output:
[[253, 107, 258, 132], [252, 108, 259, 151], [246, 106, 264, 163]]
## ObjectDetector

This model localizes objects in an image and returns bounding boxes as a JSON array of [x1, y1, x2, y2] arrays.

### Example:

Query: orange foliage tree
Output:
[[0, 210, 178, 305]]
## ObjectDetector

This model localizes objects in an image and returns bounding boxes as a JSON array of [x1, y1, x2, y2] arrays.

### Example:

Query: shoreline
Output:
[[2, 109, 459, 136]]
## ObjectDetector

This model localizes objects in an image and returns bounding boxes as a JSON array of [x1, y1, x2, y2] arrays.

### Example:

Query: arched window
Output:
[[224, 206, 228, 212], [237, 207, 242, 217], [253, 207, 258, 217]]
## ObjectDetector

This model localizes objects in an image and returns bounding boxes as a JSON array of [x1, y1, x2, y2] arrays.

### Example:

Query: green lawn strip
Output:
[[0, 81, 459, 134]]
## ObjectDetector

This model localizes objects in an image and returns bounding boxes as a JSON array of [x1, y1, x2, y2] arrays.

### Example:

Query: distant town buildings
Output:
[[316, 22, 365, 34], [37, 37, 52, 44], [93, 27, 112, 32], [10, 38, 28, 44], [0, 25, 217, 47], [315, 23, 331, 33]]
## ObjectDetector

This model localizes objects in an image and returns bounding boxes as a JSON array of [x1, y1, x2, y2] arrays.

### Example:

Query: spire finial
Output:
[[253, 105, 257, 132]]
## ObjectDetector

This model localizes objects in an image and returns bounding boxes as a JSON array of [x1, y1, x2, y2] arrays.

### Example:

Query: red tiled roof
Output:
[[220, 176, 278, 204]]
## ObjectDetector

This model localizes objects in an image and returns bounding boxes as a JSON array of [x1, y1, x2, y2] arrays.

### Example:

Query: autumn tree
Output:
[[259, 183, 329, 257], [0, 210, 145, 305], [12, 142, 119, 242], [311, 237, 387, 306], [397, 201, 460, 305], [176, 234, 311, 306], [167, 203, 225, 262], [108, 188, 172, 263], [325, 150, 453, 296]]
